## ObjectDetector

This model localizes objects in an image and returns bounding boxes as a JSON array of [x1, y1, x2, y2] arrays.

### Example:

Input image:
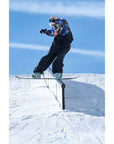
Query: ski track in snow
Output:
[[9, 74, 105, 144]]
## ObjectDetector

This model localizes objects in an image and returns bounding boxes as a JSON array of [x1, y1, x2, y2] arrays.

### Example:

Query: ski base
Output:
[[15, 75, 79, 80]]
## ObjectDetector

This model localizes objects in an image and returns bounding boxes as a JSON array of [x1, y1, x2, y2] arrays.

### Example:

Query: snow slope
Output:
[[9, 74, 105, 144]]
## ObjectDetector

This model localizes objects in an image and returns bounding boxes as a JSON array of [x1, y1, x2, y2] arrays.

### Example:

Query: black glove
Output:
[[40, 29, 46, 34]]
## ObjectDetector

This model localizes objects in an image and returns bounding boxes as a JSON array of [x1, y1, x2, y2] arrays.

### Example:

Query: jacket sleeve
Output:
[[45, 30, 54, 36]]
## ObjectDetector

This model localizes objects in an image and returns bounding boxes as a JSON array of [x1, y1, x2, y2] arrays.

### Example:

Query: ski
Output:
[[15, 75, 79, 80]]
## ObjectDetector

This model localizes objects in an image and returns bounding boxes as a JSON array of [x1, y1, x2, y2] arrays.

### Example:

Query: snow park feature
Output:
[[9, 69, 105, 144]]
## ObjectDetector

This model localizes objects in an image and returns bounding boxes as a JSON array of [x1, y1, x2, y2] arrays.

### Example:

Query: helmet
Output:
[[49, 15, 57, 22]]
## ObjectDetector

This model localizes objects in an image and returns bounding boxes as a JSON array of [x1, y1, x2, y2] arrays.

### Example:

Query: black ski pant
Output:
[[33, 31, 73, 74]]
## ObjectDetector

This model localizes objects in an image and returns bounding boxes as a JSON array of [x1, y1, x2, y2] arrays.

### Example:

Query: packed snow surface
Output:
[[9, 74, 105, 144]]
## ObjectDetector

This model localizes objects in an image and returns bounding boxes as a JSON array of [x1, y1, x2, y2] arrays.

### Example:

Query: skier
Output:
[[32, 15, 74, 79]]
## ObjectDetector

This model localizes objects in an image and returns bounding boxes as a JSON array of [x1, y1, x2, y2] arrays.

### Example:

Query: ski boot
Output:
[[32, 72, 41, 79], [55, 73, 62, 80]]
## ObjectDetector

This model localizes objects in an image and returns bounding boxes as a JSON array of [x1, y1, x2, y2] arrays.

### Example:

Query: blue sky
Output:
[[9, 0, 105, 75]]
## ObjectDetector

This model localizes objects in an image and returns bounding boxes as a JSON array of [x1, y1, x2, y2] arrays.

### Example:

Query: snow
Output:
[[9, 74, 105, 144]]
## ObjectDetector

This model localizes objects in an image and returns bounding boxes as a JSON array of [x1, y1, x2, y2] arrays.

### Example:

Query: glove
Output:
[[40, 29, 46, 34]]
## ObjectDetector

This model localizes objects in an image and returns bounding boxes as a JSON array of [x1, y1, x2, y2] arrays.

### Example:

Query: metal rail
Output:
[[43, 68, 65, 109]]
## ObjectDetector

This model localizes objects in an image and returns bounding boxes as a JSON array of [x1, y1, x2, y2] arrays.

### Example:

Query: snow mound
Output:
[[9, 73, 105, 144]]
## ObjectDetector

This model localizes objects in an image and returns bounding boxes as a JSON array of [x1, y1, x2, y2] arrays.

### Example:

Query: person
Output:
[[32, 15, 74, 79]]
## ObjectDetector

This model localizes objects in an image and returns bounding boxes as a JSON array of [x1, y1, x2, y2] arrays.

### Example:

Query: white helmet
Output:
[[50, 15, 57, 19], [49, 15, 58, 22]]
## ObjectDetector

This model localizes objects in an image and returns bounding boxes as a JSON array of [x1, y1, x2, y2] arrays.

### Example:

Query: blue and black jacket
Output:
[[45, 18, 71, 37]]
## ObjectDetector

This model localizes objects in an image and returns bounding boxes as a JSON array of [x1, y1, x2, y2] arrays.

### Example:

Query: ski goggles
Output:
[[49, 18, 56, 23]]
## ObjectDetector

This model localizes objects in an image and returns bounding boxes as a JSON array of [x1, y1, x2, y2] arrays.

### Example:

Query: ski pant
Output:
[[33, 31, 73, 74]]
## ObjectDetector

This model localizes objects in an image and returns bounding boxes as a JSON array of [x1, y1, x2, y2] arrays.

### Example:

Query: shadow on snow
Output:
[[64, 80, 105, 117]]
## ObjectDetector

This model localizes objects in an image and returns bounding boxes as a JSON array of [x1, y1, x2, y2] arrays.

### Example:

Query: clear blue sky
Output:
[[9, 0, 105, 74]]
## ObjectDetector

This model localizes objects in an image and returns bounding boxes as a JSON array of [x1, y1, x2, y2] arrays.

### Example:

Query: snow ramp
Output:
[[9, 71, 105, 144]]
